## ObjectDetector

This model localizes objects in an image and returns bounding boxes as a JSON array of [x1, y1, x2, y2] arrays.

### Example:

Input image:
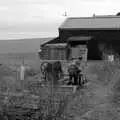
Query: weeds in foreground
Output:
[[0, 80, 71, 120]]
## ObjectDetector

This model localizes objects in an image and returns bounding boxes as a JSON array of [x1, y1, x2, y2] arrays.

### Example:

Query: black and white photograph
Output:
[[0, 0, 120, 120]]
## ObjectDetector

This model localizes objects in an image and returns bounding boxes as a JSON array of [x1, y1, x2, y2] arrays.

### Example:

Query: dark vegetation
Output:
[[64, 61, 120, 120], [0, 58, 73, 120], [1, 52, 120, 119]]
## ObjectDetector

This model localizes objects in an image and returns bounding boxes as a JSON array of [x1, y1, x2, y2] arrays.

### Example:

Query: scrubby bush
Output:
[[89, 61, 119, 85], [25, 68, 38, 77], [89, 61, 120, 107], [0, 65, 14, 78], [0, 84, 70, 120]]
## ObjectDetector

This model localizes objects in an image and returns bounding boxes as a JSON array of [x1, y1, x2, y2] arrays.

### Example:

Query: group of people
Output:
[[67, 57, 83, 86], [40, 61, 63, 84], [41, 57, 84, 86]]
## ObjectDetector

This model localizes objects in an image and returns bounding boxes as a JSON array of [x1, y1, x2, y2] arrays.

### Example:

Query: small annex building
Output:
[[39, 15, 120, 61]]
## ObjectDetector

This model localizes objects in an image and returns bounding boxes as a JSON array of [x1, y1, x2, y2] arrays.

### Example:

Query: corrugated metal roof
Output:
[[46, 43, 67, 47], [68, 36, 92, 41], [40, 37, 60, 47], [45, 43, 67, 48], [59, 16, 120, 30]]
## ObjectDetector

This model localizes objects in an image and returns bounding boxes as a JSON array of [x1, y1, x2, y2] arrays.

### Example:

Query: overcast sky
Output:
[[0, 0, 120, 40]]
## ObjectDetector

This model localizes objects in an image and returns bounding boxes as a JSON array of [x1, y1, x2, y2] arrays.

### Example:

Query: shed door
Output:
[[71, 47, 80, 58], [70, 45, 87, 61]]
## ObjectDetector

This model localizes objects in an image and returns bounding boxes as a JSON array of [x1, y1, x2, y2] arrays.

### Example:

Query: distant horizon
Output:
[[0, 37, 51, 53], [0, 32, 59, 40], [0, 36, 55, 40]]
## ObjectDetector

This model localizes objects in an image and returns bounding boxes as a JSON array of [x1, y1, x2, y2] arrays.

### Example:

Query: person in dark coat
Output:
[[75, 57, 83, 86], [40, 61, 63, 85], [53, 61, 63, 80], [52, 61, 63, 85]]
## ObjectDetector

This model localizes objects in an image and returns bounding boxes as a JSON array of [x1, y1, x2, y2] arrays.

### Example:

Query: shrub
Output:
[[0, 84, 71, 120], [25, 68, 38, 77], [89, 62, 118, 85]]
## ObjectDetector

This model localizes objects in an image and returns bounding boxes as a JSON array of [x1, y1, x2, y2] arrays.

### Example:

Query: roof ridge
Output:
[[59, 18, 69, 29], [67, 16, 120, 19], [59, 15, 120, 29]]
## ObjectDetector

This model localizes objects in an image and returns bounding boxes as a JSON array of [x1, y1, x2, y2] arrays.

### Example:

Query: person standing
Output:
[[67, 58, 79, 85], [73, 56, 83, 86], [20, 64, 25, 81], [20, 58, 25, 81]]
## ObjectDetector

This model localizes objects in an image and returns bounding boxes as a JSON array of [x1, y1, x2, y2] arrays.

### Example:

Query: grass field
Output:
[[0, 53, 74, 120], [0, 53, 40, 69], [64, 61, 120, 120], [0, 53, 120, 120]]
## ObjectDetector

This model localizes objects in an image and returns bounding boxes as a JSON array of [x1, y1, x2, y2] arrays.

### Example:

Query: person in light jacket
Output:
[[67, 58, 80, 85]]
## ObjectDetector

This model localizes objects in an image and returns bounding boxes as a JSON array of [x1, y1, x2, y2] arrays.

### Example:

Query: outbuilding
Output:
[[39, 15, 120, 61]]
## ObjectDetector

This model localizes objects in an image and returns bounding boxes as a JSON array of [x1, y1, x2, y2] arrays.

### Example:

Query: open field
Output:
[[0, 53, 75, 119], [0, 53, 40, 70]]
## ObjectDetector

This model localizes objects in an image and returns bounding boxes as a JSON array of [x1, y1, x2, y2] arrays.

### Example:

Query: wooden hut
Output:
[[39, 37, 67, 60], [39, 15, 120, 61]]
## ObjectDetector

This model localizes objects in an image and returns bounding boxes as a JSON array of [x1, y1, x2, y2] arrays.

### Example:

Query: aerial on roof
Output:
[[59, 16, 120, 30]]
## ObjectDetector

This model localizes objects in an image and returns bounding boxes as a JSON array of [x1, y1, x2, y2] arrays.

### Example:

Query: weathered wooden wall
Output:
[[59, 29, 120, 60], [40, 30, 120, 60], [39, 46, 50, 60], [39, 45, 67, 60], [68, 44, 87, 61]]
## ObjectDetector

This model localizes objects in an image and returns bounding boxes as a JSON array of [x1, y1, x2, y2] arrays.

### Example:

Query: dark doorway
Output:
[[67, 41, 88, 60], [87, 39, 102, 60]]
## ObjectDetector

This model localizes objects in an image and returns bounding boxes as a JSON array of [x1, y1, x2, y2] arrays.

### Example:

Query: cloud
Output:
[[62, 0, 120, 17], [2, 0, 119, 20], [0, 0, 69, 5], [0, 6, 8, 10], [0, 2, 61, 24], [0, 0, 120, 39]]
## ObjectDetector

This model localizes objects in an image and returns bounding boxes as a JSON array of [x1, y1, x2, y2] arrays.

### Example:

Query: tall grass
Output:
[[88, 61, 120, 109], [0, 64, 72, 120], [0, 85, 71, 120], [89, 61, 120, 85]]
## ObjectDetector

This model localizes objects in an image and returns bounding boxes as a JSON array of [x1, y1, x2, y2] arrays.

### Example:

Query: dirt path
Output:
[[63, 63, 120, 120]]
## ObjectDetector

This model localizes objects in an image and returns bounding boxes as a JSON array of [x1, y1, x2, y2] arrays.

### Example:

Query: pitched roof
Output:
[[68, 36, 92, 41], [40, 37, 63, 47], [59, 16, 120, 30], [46, 43, 67, 48]]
